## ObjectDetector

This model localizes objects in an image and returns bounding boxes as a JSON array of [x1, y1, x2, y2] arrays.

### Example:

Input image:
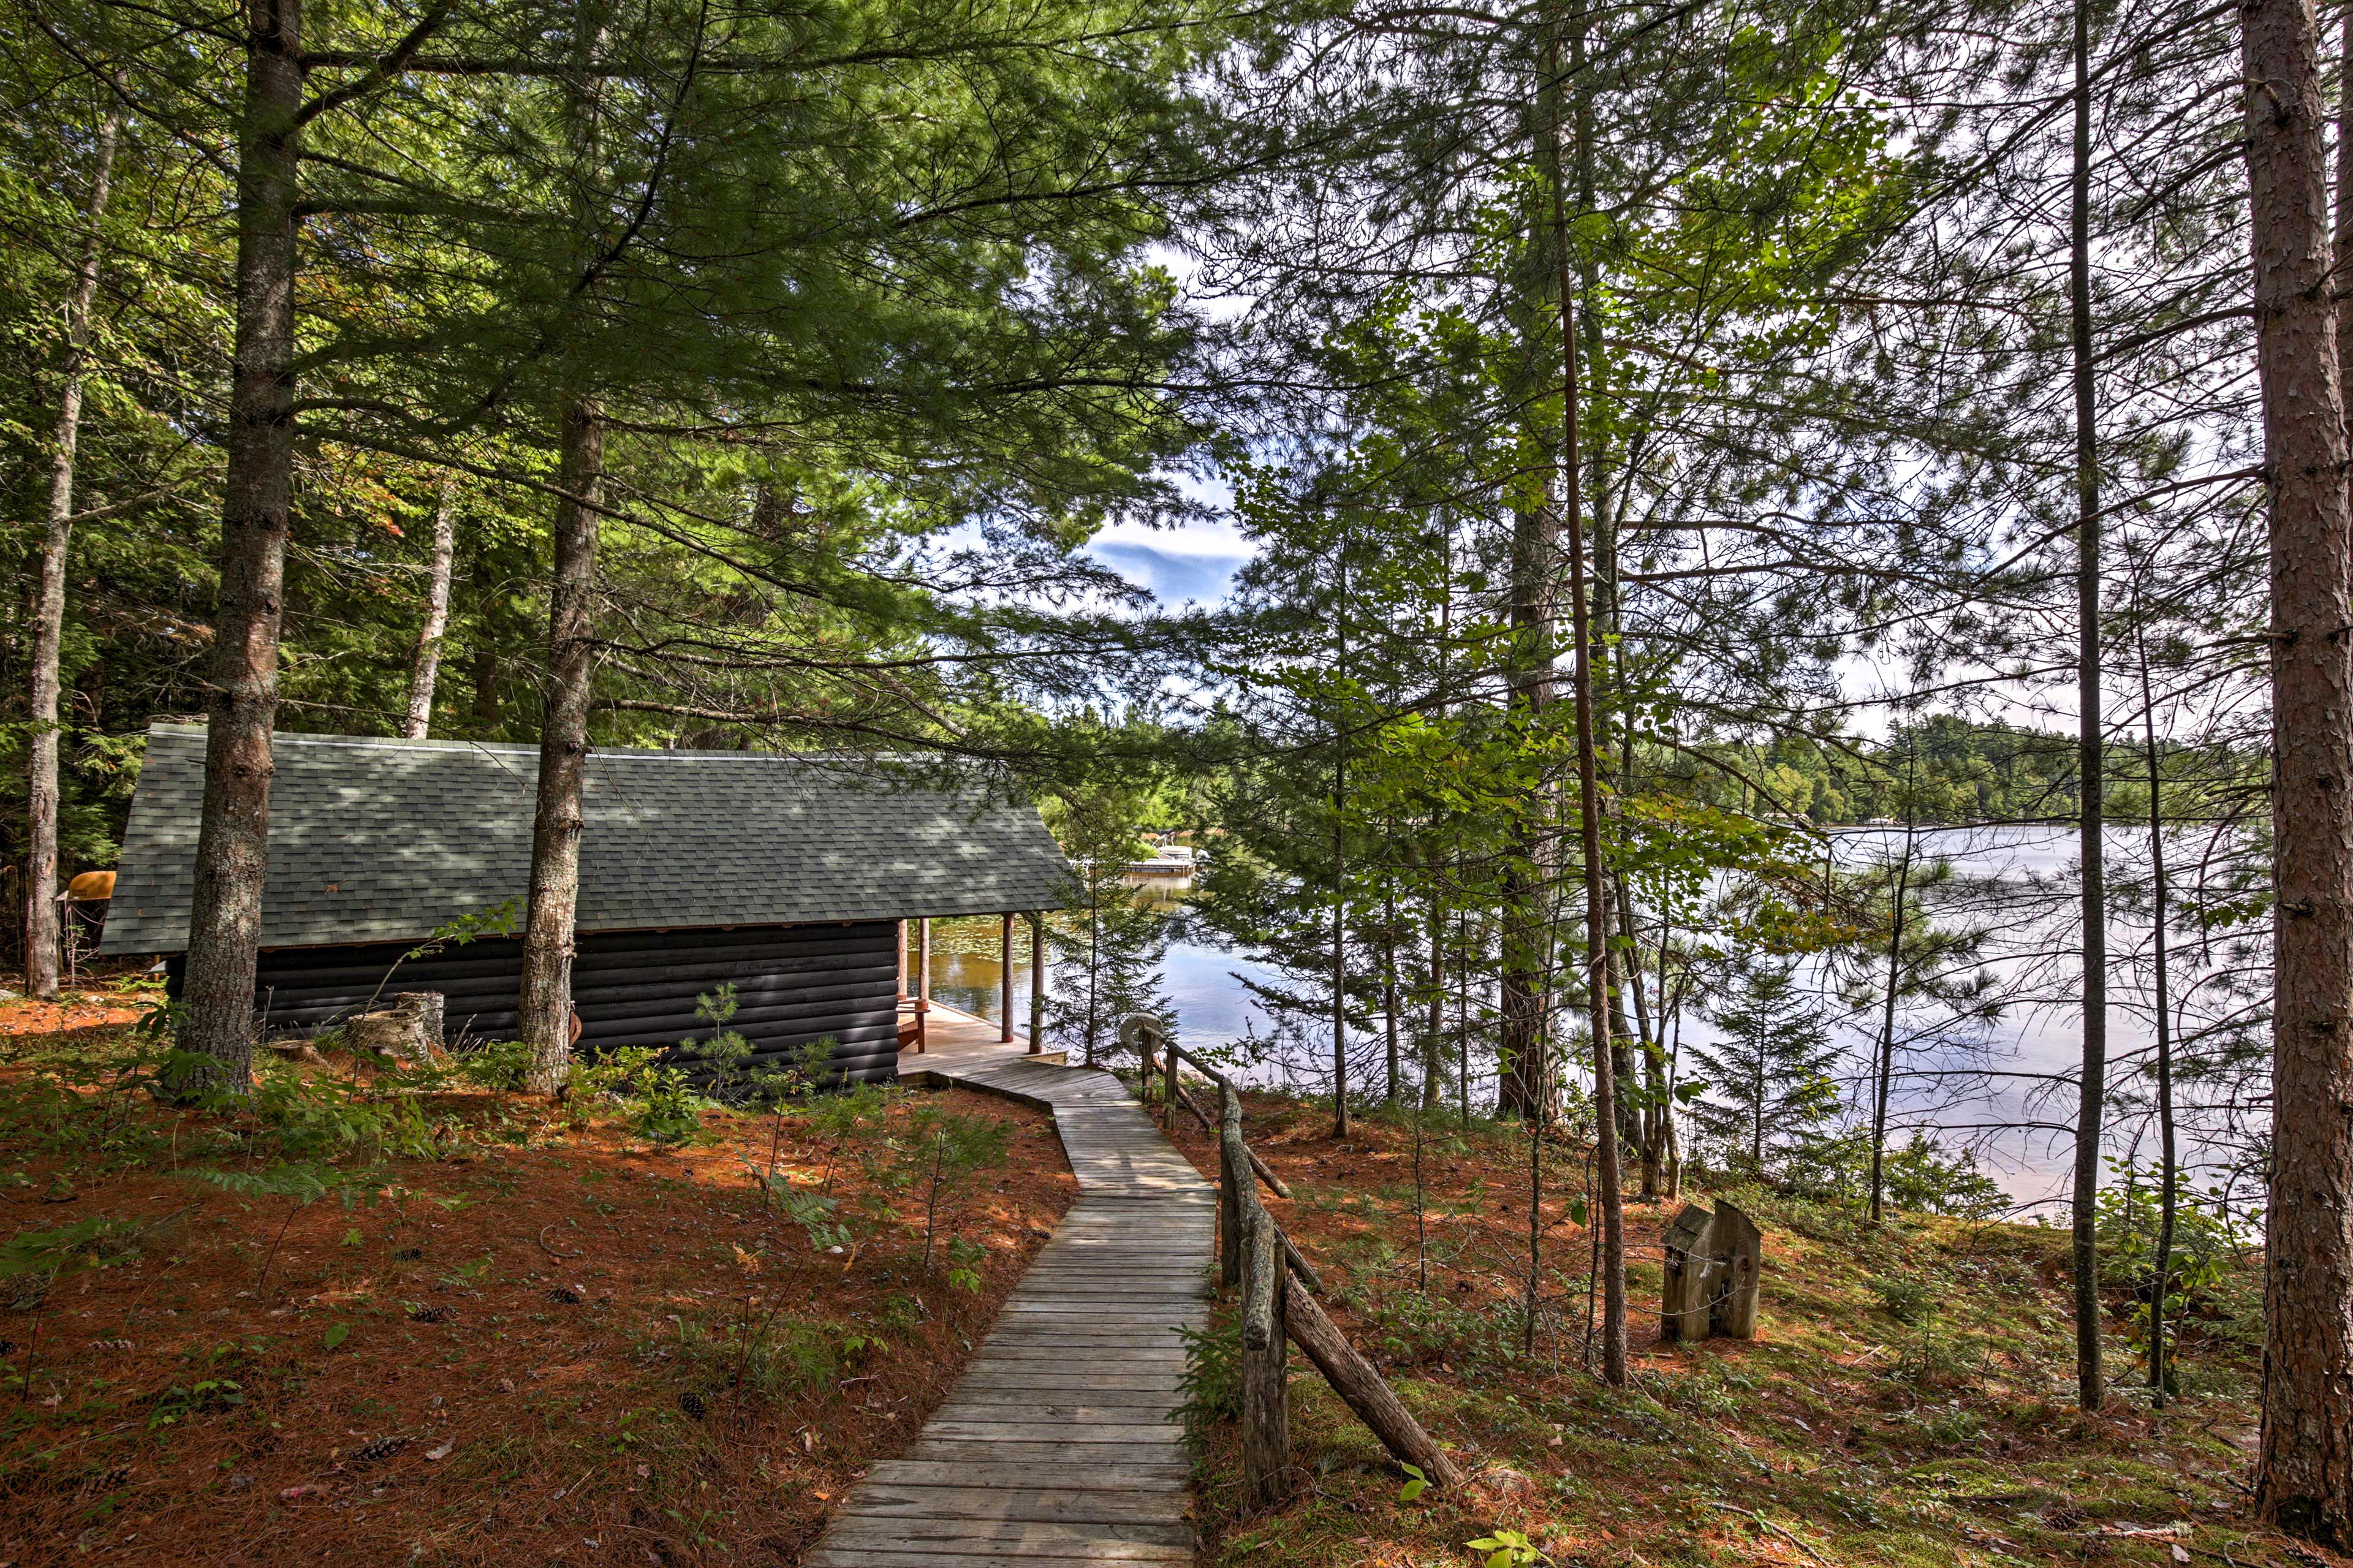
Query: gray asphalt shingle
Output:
[[100, 725, 1072, 955]]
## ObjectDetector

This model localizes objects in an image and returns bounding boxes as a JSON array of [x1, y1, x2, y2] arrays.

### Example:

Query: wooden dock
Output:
[[805, 1054, 1214, 1566]]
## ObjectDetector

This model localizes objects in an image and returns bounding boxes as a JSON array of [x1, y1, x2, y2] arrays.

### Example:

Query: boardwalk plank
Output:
[[862, 1461, 1191, 1492], [807, 1051, 1214, 1564]]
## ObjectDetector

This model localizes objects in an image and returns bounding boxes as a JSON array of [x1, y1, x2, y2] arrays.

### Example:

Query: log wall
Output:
[[164, 921, 903, 1086]]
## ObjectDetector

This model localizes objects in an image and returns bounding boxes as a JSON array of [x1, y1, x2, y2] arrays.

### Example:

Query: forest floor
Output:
[[1153, 1080, 2291, 1568], [0, 978, 2315, 1568], [0, 979, 1076, 1568]]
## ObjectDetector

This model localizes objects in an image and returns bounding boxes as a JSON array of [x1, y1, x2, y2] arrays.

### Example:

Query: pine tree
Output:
[[1044, 783, 1172, 1067], [1687, 954, 1840, 1179]]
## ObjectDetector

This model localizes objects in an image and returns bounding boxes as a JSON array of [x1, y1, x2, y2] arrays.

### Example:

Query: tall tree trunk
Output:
[[517, 403, 602, 1093], [1560, 294, 1623, 1387], [1546, 17, 1624, 1384], [1604, 894, 1640, 1149], [1332, 537, 1351, 1138], [1424, 889, 1446, 1108], [2341, 3, 2353, 463], [1383, 887, 1401, 1105], [2069, 0, 2109, 1414], [1635, 898, 1672, 1196], [402, 473, 458, 740], [23, 107, 121, 1003], [180, 0, 304, 1093], [1496, 530, 1558, 1126], [2243, 0, 2353, 1537], [2135, 603, 2178, 1407]]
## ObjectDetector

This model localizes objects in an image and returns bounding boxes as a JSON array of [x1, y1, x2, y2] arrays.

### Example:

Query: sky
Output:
[[1080, 474, 1257, 610], [1083, 514, 1256, 608]]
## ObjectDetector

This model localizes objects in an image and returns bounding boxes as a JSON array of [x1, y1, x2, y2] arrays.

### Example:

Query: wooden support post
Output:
[[1241, 1214, 1291, 1506], [1162, 1029, 1179, 1132], [897, 918, 907, 1000], [1219, 1085, 1242, 1288], [917, 917, 931, 1053], [999, 911, 1015, 1043], [1283, 1280, 1465, 1490], [1711, 1202, 1764, 1339], [1028, 911, 1045, 1053], [1659, 1202, 1764, 1342]]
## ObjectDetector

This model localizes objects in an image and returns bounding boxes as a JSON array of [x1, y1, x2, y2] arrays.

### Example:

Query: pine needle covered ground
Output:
[[0, 981, 1074, 1566], [1158, 1083, 2283, 1568]]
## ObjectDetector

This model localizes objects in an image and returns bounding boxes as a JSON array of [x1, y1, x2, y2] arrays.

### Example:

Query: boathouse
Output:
[[97, 726, 1069, 1084]]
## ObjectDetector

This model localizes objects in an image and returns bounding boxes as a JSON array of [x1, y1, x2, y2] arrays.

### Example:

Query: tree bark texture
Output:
[[403, 472, 459, 740], [2241, 0, 2353, 1539], [181, 0, 303, 1092], [23, 107, 121, 1002], [518, 402, 602, 1093], [2069, 0, 2109, 1413], [1496, 499, 1557, 1124]]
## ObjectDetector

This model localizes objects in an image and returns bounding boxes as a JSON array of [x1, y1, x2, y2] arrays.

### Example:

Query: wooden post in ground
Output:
[[999, 912, 1015, 1042], [1028, 912, 1045, 1053], [1219, 1086, 1243, 1287], [1241, 1211, 1290, 1505], [1710, 1203, 1764, 1339], [1163, 1031, 1179, 1131], [917, 917, 931, 1053]]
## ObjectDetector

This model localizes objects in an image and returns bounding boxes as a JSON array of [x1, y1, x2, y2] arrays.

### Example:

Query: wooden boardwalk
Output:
[[805, 1054, 1215, 1567]]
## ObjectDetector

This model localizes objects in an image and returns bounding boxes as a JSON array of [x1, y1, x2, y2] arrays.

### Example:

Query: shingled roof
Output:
[[100, 725, 1072, 955]]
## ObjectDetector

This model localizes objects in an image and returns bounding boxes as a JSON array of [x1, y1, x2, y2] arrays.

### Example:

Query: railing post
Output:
[[1162, 1030, 1178, 1132], [1240, 1210, 1290, 1506], [1218, 1084, 1242, 1287]]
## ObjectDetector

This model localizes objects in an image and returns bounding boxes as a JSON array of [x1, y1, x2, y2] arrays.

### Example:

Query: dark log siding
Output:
[[165, 921, 902, 1086]]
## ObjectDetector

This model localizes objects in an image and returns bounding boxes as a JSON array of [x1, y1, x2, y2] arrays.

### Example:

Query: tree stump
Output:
[[344, 993, 447, 1065]]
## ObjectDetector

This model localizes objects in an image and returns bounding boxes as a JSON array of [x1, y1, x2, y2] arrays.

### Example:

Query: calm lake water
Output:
[[922, 829, 2264, 1212]]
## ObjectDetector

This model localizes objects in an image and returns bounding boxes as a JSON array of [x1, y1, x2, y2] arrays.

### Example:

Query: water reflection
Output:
[[920, 874, 1230, 1024]]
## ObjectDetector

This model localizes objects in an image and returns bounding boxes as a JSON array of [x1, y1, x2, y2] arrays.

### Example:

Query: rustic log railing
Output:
[[1116, 1014, 1466, 1501]]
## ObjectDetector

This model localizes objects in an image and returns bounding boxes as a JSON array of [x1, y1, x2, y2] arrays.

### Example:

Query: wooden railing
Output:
[[1118, 1015, 1467, 1502]]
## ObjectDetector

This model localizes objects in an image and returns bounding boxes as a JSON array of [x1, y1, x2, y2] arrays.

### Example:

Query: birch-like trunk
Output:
[[402, 473, 458, 740], [518, 403, 602, 1093], [1330, 538, 1351, 1138], [180, 0, 303, 1093], [2243, 0, 2353, 1537], [23, 107, 121, 1002]]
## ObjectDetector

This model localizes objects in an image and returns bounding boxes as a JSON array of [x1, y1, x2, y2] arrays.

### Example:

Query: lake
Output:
[[919, 828, 2265, 1213]]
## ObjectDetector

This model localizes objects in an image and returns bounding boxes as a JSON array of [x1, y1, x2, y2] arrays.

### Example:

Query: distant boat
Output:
[[1129, 843, 1201, 876]]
